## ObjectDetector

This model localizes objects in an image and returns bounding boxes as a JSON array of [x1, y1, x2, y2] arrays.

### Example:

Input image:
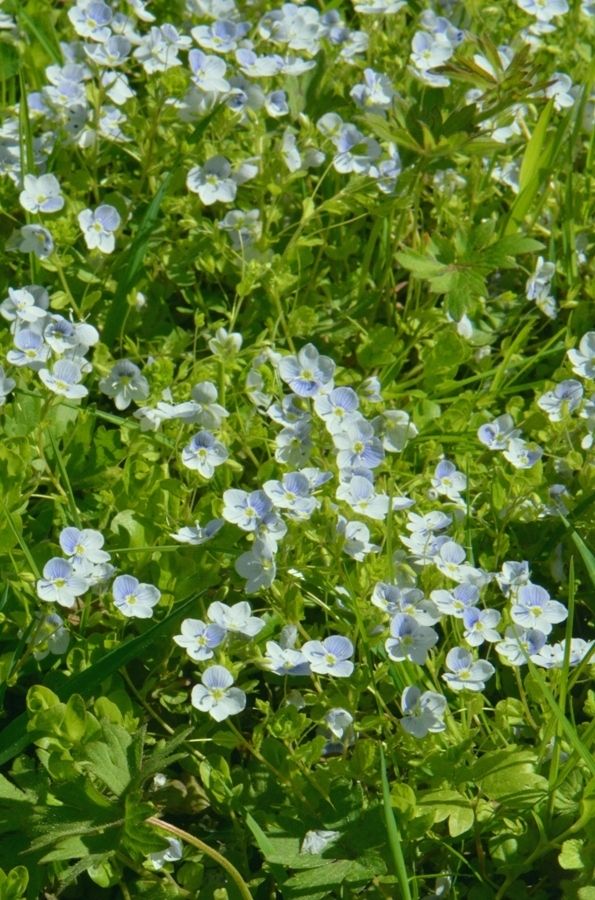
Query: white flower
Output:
[[191, 665, 246, 721], [39, 359, 88, 399], [567, 332, 595, 380], [207, 600, 264, 637], [173, 618, 226, 661], [78, 204, 121, 253], [112, 574, 161, 618], [149, 838, 183, 870], [19, 174, 64, 213], [442, 647, 495, 692], [37, 558, 88, 608]]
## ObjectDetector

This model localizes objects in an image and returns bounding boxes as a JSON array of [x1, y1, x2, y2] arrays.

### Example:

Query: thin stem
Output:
[[147, 816, 254, 900]]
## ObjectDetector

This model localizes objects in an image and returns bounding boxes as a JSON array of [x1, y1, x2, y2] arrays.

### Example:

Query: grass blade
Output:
[[101, 171, 173, 346], [380, 746, 413, 900]]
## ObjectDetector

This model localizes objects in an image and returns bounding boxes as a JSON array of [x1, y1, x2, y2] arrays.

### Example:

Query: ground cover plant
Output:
[[0, 0, 594, 897]]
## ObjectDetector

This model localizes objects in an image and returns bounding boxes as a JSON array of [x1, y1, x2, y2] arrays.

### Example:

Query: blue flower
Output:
[[385, 614, 438, 665], [78, 205, 121, 254], [37, 558, 88, 608], [302, 635, 354, 677], [181, 430, 228, 478], [222, 489, 272, 531], [173, 618, 226, 661], [277, 343, 335, 397], [191, 665, 246, 721], [442, 648, 495, 692], [112, 574, 161, 619]]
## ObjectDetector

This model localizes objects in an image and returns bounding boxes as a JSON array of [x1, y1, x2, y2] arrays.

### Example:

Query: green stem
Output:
[[147, 816, 254, 900]]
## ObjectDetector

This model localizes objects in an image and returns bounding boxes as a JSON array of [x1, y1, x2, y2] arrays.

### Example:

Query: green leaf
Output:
[[559, 839, 584, 870], [85, 722, 135, 797], [0, 590, 206, 767], [395, 250, 445, 278], [468, 750, 549, 801]]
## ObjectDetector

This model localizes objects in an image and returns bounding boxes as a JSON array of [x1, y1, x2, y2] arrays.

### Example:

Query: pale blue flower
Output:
[[0, 366, 16, 405], [333, 125, 381, 175], [337, 516, 379, 560], [385, 614, 438, 665], [511, 584, 567, 635], [496, 560, 531, 597], [181, 430, 228, 478], [274, 421, 313, 466], [478, 414, 521, 449], [263, 472, 318, 518], [514, 0, 568, 22], [30, 612, 70, 660], [502, 438, 543, 469], [78, 205, 121, 253], [568, 332, 595, 380], [8, 224, 54, 258], [173, 618, 226, 660], [208, 600, 264, 637], [350, 68, 395, 114], [336, 475, 390, 520], [263, 640, 310, 675], [442, 647, 495, 692], [170, 518, 224, 544], [149, 838, 183, 870], [496, 626, 546, 666], [99, 360, 150, 410], [0, 285, 49, 323], [37, 558, 88, 607], [234, 538, 277, 593], [112, 574, 161, 618], [59, 527, 111, 565], [400, 686, 447, 737], [6, 329, 50, 369], [302, 635, 354, 677], [537, 380, 583, 422], [39, 359, 88, 399], [222, 489, 272, 531], [191, 665, 246, 721], [431, 583, 479, 618], [463, 607, 502, 646], [19, 173, 64, 214], [68, 1, 112, 40], [278, 343, 335, 397], [333, 418, 384, 470], [431, 460, 466, 502]]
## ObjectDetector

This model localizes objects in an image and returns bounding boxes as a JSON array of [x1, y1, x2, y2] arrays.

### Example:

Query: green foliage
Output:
[[1, 0, 594, 898]]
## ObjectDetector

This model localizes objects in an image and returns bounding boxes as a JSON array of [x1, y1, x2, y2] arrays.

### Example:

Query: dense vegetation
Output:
[[0, 0, 594, 897]]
